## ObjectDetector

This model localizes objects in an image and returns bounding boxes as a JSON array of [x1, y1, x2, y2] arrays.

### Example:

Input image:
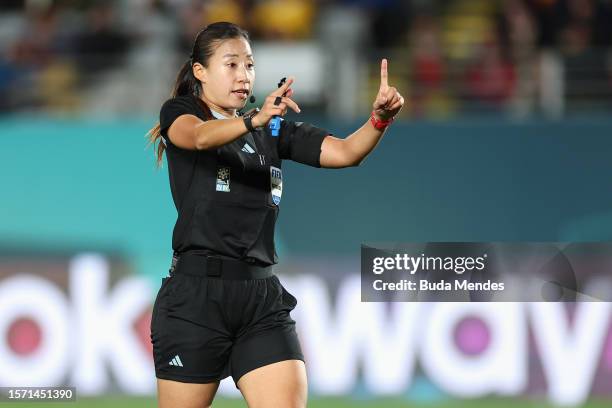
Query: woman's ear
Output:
[[192, 62, 207, 84]]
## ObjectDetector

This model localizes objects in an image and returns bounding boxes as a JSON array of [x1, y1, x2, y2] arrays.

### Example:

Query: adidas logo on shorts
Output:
[[169, 355, 183, 367]]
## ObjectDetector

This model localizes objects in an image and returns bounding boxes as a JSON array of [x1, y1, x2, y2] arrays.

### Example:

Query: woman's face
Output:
[[194, 37, 255, 116]]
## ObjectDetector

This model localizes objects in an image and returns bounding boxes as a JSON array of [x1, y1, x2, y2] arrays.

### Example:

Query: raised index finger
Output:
[[380, 58, 388, 90], [273, 77, 294, 96]]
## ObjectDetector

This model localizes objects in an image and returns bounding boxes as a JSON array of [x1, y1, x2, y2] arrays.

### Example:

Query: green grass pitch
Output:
[[13, 396, 611, 408]]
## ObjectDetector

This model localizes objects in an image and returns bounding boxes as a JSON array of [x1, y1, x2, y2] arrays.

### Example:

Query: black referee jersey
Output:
[[159, 94, 331, 266]]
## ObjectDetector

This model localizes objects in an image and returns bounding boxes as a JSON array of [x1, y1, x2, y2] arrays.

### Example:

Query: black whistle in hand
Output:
[[269, 77, 287, 137]]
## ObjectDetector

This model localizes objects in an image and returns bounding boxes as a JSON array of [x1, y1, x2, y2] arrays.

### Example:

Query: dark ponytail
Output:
[[174, 59, 202, 98], [146, 22, 251, 168]]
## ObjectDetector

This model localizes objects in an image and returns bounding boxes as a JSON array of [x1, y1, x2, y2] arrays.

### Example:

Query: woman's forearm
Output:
[[193, 82, 298, 151], [343, 119, 388, 166], [195, 117, 249, 150]]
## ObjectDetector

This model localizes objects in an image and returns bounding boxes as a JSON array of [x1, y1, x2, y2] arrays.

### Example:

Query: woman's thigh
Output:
[[157, 378, 220, 408], [237, 359, 307, 408]]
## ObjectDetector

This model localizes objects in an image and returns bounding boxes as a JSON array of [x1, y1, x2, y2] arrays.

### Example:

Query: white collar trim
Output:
[[210, 108, 237, 120]]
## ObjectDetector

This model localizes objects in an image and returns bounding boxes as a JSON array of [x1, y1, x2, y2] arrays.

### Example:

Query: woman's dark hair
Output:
[[147, 22, 251, 167]]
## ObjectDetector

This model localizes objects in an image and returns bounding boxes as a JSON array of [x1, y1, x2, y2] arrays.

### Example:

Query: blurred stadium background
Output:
[[2, 0, 612, 407]]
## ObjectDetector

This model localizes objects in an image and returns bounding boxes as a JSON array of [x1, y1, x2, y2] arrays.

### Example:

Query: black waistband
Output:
[[170, 252, 273, 280]]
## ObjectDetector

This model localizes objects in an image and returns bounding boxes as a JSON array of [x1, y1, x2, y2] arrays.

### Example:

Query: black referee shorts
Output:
[[149, 255, 304, 387]]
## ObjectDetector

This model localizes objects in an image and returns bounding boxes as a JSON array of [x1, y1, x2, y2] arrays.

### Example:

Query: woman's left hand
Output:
[[372, 58, 404, 121]]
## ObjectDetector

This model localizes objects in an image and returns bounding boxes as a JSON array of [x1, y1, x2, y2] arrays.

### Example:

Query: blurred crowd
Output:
[[0, 0, 611, 118], [394, 0, 612, 117]]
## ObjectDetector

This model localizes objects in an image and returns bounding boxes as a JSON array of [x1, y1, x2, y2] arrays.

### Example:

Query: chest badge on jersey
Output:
[[270, 166, 282, 205], [216, 167, 230, 192]]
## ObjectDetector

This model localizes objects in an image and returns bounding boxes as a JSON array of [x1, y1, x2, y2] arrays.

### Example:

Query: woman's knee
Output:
[[238, 360, 308, 408], [157, 378, 219, 408]]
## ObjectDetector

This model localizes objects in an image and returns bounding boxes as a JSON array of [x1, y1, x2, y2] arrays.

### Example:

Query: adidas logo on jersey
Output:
[[169, 355, 183, 367], [241, 143, 255, 154]]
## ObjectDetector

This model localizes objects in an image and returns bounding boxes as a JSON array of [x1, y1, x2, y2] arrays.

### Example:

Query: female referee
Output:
[[148, 21, 403, 408]]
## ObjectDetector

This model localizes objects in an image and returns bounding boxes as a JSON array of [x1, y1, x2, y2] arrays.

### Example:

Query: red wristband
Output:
[[370, 111, 394, 130]]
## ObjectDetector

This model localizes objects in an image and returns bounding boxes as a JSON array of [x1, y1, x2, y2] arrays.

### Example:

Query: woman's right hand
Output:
[[252, 77, 301, 128]]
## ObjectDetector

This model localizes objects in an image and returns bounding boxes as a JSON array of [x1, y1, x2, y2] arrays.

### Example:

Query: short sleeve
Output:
[[278, 120, 331, 167], [159, 96, 199, 144]]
